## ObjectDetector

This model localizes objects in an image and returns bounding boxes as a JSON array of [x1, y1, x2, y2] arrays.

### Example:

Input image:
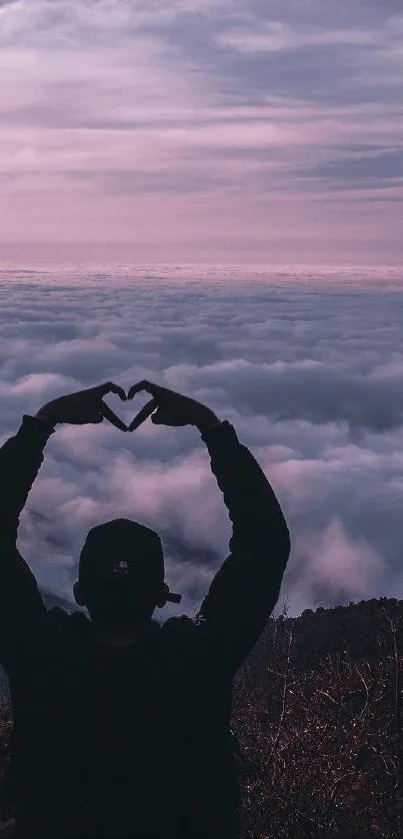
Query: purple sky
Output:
[[0, 0, 402, 266]]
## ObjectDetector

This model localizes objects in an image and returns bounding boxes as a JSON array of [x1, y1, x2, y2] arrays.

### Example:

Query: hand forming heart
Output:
[[126, 380, 218, 431], [36, 380, 218, 431]]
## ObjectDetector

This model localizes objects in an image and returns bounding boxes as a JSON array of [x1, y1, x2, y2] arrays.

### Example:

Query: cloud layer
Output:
[[1, 268, 403, 622], [0, 0, 402, 264]]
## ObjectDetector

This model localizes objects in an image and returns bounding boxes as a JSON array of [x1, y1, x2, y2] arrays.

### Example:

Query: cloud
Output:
[[162, 358, 403, 432], [0, 0, 402, 264], [286, 517, 386, 617], [299, 150, 403, 192], [214, 21, 376, 54], [2, 271, 403, 623]]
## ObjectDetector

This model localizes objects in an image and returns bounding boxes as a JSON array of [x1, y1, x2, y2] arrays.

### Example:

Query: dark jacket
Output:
[[0, 415, 291, 839]]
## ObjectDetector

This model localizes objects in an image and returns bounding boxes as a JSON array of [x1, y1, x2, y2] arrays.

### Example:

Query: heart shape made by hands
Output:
[[103, 390, 153, 431]]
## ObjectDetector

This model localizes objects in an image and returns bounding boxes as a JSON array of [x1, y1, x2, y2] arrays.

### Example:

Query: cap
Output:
[[78, 519, 181, 604]]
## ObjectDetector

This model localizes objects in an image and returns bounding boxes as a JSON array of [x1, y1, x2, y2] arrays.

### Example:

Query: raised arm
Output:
[[126, 380, 291, 676], [0, 382, 127, 673], [0, 415, 52, 672], [193, 417, 291, 675]]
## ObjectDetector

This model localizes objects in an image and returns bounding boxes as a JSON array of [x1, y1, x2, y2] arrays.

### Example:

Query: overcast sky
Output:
[[2, 268, 403, 620], [1, 0, 402, 266]]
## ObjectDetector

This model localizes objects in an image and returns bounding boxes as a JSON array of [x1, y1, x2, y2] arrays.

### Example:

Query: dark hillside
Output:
[[231, 596, 403, 838]]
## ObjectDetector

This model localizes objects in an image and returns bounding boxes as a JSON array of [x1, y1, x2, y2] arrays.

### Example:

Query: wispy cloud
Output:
[[0, 0, 402, 264]]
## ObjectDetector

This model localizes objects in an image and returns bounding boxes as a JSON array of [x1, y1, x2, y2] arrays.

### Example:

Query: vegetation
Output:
[[0, 687, 13, 834], [232, 596, 403, 838], [1, 596, 402, 837]]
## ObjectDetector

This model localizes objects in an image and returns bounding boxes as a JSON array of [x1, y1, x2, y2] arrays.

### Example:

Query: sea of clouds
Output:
[[2, 266, 403, 622]]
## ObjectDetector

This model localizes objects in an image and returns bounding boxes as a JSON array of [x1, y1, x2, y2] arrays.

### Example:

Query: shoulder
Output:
[[161, 614, 198, 645], [40, 605, 85, 627], [36, 606, 91, 648], [3, 607, 88, 680], [160, 615, 208, 659], [161, 615, 196, 638]]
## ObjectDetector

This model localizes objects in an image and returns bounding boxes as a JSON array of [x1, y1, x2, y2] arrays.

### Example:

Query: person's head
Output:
[[73, 519, 181, 633]]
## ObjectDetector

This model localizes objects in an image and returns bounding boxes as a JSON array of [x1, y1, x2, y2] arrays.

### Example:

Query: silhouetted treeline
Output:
[[1, 596, 403, 837]]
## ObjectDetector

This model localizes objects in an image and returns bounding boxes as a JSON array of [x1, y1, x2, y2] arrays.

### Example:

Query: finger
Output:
[[128, 398, 158, 431], [98, 382, 127, 401], [100, 401, 128, 431], [127, 380, 161, 400]]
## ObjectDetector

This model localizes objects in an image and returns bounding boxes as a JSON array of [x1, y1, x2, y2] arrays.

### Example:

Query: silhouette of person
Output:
[[0, 380, 291, 838]]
